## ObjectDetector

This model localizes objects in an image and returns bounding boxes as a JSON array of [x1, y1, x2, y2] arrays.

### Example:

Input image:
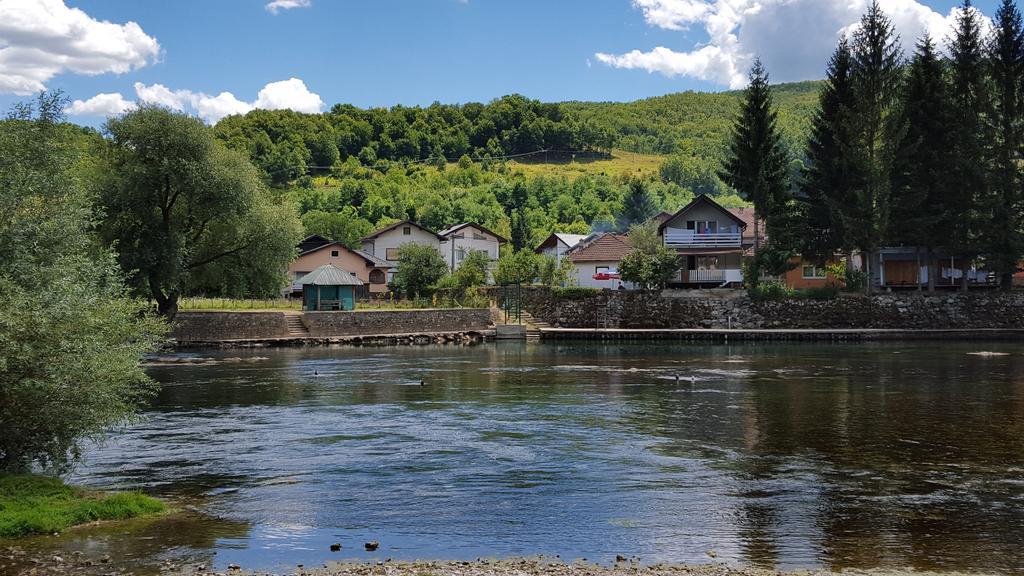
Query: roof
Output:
[[298, 234, 333, 254], [727, 207, 765, 254], [438, 222, 508, 243], [568, 233, 632, 263], [297, 264, 364, 286], [360, 220, 444, 242], [534, 232, 589, 254], [657, 195, 749, 233], [297, 241, 392, 268], [649, 211, 674, 226]]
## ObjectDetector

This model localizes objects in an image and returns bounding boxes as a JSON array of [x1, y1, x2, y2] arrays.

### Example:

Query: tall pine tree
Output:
[[721, 58, 791, 255], [947, 0, 989, 290], [889, 35, 953, 291], [983, 0, 1024, 289], [842, 0, 904, 292], [799, 38, 855, 264]]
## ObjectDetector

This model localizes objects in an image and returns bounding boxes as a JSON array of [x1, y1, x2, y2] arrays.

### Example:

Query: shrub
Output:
[[748, 282, 793, 301], [390, 243, 448, 299], [797, 285, 840, 300]]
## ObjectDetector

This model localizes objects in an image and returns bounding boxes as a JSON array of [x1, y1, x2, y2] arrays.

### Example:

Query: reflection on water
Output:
[[55, 343, 1024, 573]]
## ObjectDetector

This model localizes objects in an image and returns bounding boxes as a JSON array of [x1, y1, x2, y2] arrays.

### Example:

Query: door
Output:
[[341, 287, 355, 310]]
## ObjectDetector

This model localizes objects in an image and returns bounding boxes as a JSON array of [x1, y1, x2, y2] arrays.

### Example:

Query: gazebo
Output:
[[297, 264, 363, 311]]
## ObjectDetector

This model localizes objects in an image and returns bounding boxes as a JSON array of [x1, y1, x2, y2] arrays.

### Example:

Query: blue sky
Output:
[[0, 0, 1004, 125]]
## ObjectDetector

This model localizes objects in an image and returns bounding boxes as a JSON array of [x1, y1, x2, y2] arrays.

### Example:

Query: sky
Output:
[[0, 0, 1005, 126]]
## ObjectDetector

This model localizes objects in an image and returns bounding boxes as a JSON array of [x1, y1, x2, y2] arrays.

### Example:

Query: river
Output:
[[38, 342, 1024, 573]]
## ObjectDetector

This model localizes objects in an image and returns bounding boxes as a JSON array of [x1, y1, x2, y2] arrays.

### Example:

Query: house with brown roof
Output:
[[566, 233, 634, 289], [658, 195, 749, 287], [289, 236, 391, 295]]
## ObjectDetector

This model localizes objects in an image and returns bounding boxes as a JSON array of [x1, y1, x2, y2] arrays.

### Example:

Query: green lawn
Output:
[[179, 297, 302, 311], [0, 474, 165, 538], [504, 149, 664, 180]]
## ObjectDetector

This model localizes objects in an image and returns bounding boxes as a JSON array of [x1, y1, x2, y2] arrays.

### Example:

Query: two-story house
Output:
[[360, 221, 445, 283], [657, 195, 749, 287], [288, 235, 391, 296], [438, 222, 506, 272]]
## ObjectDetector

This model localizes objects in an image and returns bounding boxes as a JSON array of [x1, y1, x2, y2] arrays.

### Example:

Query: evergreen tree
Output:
[[617, 177, 657, 231], [983, 0, 1024, 289], [721, 58, 791, 253], [799, 38, 856, 263], [842, 0, 904, 292], [947, 0, 989, 290], [889, 35, 953, 291], [510, 207, 532, 251]]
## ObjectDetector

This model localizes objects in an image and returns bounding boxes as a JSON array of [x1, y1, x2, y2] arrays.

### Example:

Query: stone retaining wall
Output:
[[302, 308, 493, 337], [519, 288, 1024, 330], [172, 312, 290, 342]]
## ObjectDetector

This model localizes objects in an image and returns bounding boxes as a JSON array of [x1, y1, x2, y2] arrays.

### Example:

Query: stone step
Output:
[[285, 314, 310, 336]]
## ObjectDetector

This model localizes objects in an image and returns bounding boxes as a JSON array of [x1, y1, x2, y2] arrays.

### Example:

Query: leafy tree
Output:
[[617, 221, 681, 290], [97, 106, 303, 317], [510, 207, 533, 251], [493, 249, 539, 285], [947, 0, 989, 290], [890, 35, 955, 291], [721, 58, 791, 253], [982, 0, 1024, 289], [617, 177, 657, 231], [449, 249, 491, 289], [538, 254, 578, 287], [307, 131, 340, 170], [799, 38, 856, 263], [301, 207, 374, 248], [843, 1, 904, 291], [0, 93, 164, 472], [391, 243, 448, 298]]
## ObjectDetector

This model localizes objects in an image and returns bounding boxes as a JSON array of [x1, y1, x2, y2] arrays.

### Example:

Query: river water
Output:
[[49, 342, 1024, 572]]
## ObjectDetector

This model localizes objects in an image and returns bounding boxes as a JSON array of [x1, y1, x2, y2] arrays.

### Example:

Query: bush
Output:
[[494, 250, 539, 285], [390, 243, 448, 299], [797, 285, 840, 300], [748, 282, 793, 301], [551, 287, 600, 300]]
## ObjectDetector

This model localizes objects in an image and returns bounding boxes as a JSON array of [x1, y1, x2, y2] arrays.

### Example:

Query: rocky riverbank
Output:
[[0, 553, 998, 576]]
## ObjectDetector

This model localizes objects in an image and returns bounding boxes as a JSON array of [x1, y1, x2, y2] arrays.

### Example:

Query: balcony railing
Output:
[[688, 269, 743, 283], [664, 228, 742, 248]]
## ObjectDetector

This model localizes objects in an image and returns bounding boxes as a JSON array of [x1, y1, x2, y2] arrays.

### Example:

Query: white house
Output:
[[360, 220, 444, 283], [534, 233, 588, 263], [657, 195, 749, 287], [566, 233, 634, 289], [438, 222, 506, 272]]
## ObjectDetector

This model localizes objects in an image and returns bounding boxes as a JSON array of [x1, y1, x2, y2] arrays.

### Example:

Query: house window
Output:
[[369, 269, 386, 284], [473, 232, 486, 240], [330, 250, 339, 257], [387, 271, 397, 283], [386, 247, 400, 261], [802, 265, 828, 279], [687, 220, 718, 234], [595, 266, 610, 274], [456, 248, 466, 262], [695, 256, 720, 270], [403, 226, 412, 236]]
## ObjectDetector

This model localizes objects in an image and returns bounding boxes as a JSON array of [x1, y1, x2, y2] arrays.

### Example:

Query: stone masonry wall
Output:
[[301, 308, 493, 337], [172, 312, 290, 342], [519, 288, 1024, 330]]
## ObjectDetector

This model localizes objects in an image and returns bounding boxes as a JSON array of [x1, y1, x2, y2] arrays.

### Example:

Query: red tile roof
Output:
[[568, 234, 632, 263]]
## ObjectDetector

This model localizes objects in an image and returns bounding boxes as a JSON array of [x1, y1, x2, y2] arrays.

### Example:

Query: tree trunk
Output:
[[149, 274, 179, 320]]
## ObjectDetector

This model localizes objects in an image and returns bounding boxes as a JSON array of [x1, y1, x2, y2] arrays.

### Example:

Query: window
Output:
[[369, 269, 386, 284], [330, 250, 339, 257], [802, 265, 827, 279], [473, 232, 487, 240], [695, 256, 720, 270], [385, 247, 400, 261], [686, 220, 718, 234], [403, 226, 411, 236], [456, 248, 466, 262], [387, 271, 397, 283], [595, 266, 609, 274]]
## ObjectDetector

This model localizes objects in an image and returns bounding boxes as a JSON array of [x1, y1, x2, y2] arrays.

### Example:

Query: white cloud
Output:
[[265, 0, 311, 14], [66, 92, 134, 116], [253, 78, 323, 113], [66, 78, 325, 123], [0, 0, 160, 95], [598, 0, 992, 89]]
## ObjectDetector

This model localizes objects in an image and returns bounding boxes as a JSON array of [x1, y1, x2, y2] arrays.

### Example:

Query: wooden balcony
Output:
[[663, 228, 742, 248]]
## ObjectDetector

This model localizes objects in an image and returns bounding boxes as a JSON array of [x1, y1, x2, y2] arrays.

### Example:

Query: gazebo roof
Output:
[[297, 264, 363, 286]]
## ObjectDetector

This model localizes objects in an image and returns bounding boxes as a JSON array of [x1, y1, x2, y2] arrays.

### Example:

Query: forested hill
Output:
[[211, 81, 822, 185], [561, 80, 821, 159]]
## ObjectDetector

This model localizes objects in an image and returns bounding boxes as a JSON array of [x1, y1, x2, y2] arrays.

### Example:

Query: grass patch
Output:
[[506, 149, 664, 180], [0, 474, 165, 538], [179, 297, 302, 311]]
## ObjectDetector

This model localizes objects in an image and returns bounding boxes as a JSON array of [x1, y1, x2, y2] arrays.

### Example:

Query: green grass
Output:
[[505, 149, 664, 180], [179, 297, 302, 311], [0, 474, 165, 538]]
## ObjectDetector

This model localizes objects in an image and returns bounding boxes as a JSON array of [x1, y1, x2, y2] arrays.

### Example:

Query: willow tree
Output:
[[98, 106, 303, 317]]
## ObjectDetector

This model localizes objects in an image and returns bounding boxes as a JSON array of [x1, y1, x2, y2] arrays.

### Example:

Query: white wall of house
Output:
[[574, 260, 631, 289], [663, 204, 742, 234], [361, 225, 441, 280], [440, 225, 501, 272]]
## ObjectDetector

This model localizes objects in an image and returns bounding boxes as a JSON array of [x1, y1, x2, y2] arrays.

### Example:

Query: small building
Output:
[[298, 264, 363, 311], [566, 233, 634, 289], [535, 233, 589, 263], [289, 235, 391, 296], [438, 222, 506, 273]]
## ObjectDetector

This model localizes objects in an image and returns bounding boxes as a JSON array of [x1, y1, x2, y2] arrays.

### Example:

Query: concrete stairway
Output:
[[519, 311, 548, 341], [285, 313, 310, 337]]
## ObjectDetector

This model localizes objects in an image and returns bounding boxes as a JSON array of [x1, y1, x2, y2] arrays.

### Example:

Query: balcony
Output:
[[687, 269, 743, 284], [663, 228, 742, 248]]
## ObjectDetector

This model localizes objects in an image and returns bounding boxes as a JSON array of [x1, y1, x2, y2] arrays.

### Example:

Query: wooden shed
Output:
[[297, 264, 363, 311]]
